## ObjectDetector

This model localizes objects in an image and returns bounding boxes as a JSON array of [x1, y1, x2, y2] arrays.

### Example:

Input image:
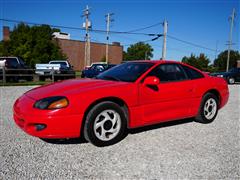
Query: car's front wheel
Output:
[[195, 93, 219, 124], [84, 101, 127, 147]]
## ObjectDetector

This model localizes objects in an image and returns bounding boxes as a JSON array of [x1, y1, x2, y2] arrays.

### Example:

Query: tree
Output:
[[0, 23, 66, 67], [182, 53, 210, 71], [214, 50, 240, 71], [0, 41, 11, 56], [123, 42, 153, 60]]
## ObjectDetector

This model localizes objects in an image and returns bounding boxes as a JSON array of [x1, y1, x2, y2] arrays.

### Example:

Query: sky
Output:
[[0, 0, 239, 63]]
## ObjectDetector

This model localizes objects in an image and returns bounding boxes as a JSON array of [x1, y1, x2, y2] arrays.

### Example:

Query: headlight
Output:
[[34, 96, 69, 110], [217, 75, 223, 78]]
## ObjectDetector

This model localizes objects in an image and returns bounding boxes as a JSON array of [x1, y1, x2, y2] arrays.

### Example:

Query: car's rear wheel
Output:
[[84, 101, 127, 147], [195, 93, 219, 124], [228, 77, 235, 84]]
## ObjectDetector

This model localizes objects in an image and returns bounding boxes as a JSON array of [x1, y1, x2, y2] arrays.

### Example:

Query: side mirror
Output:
[[143, 76, 160, 86]]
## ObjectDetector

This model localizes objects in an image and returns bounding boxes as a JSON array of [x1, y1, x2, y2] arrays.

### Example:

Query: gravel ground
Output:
[[0, 85, 239, 179]]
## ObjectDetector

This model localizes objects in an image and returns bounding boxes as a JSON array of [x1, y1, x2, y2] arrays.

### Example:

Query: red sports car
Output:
[[13, 61, 229, 146]]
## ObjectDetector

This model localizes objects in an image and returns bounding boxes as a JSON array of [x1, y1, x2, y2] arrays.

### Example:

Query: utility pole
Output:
[[82, 5, 91, 67], [215, 40, 219, 60], [161, 19, 168, 60], [226, 8, 236, 72], [105, 13, 114, 64]]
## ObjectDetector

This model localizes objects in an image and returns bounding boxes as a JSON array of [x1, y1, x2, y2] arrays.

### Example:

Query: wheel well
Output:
[[80, 97, 129, 137], [205, 89, 221, 105]]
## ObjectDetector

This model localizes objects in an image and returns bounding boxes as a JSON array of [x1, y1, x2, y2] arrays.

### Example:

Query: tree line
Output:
[[182, 50, 240, 72], [0, 23, 66, 67], [124, 43, 240, 72], [0, 23, 239, 72]]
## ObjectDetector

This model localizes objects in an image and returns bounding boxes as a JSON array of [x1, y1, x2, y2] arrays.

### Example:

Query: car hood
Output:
[[25, 79, 129, 100]]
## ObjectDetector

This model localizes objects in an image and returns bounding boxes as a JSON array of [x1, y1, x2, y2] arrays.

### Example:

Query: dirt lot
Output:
[[0, 85, 239, 179]]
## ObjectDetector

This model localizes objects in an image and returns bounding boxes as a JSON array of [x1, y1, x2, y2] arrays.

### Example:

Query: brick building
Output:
[[56, 39, 123, 70], [2, 26, 123, 70], [3, 26, 10, 41]]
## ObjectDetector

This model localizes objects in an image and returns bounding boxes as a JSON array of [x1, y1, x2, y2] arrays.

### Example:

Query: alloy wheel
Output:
[[93, 109, 121, 141]]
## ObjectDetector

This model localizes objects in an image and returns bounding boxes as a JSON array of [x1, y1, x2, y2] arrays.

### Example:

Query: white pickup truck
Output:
[[35, 60, 75, 81]]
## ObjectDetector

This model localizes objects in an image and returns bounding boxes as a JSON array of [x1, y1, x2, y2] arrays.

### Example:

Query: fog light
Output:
[[35, 124, 46, 131]]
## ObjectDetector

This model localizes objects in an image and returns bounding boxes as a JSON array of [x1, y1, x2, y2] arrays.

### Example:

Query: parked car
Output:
[[83, 62, 108, 70], [210, 67, 240, 84], [0, 57, 33, 82], [81, 63, 116, 78], [35, 60, 75, 81], [13, 60, 229, 147]]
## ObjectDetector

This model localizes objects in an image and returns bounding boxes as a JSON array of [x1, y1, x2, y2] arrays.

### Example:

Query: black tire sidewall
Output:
[[196, 93, 219, 124], [84, 101, 127, 147]]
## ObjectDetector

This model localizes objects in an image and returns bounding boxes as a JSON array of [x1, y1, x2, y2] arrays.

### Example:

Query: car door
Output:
[[139, 63, 195, 125]]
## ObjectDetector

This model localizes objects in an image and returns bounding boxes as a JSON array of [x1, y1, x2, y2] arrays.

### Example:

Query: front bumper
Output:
[[13, 95, 84, 139]]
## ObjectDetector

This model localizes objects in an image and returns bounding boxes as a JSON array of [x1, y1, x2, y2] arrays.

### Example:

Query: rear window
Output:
[[181, 65, 204, 79], [50, 61, 68, 66]]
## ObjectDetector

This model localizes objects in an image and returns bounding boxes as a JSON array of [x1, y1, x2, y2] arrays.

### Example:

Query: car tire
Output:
[[84, 101, 127, 147], [195, 93, 219, 124], [228, 77, 235, 84]]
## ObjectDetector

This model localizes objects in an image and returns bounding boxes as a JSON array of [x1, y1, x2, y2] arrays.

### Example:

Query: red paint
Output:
[[13, 61, 229, 138]]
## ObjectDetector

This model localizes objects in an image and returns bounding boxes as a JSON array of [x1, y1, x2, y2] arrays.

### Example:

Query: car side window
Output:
[[181, 65, 204, 79], [148, 64, 187, 82]]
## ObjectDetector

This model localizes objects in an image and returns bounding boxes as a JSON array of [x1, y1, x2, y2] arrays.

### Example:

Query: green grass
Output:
[[0, 72, 83, 86], [0, 76, 83, 86], [75, 71, 82, 77], [0, 81, 50, 86]]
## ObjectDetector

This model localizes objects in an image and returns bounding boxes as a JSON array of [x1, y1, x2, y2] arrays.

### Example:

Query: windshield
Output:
[[97, 62, 154, 82]]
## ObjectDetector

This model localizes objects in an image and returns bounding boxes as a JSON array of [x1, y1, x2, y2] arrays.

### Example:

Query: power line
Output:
[[0, 18, 161, 36], [123, 40, 152, 47], [167, 34, 220, 52], [167, 46, 215, 58], [123, 35, 162, 46], [126, 22, 163, 33], [1, 17, 221, 58]]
